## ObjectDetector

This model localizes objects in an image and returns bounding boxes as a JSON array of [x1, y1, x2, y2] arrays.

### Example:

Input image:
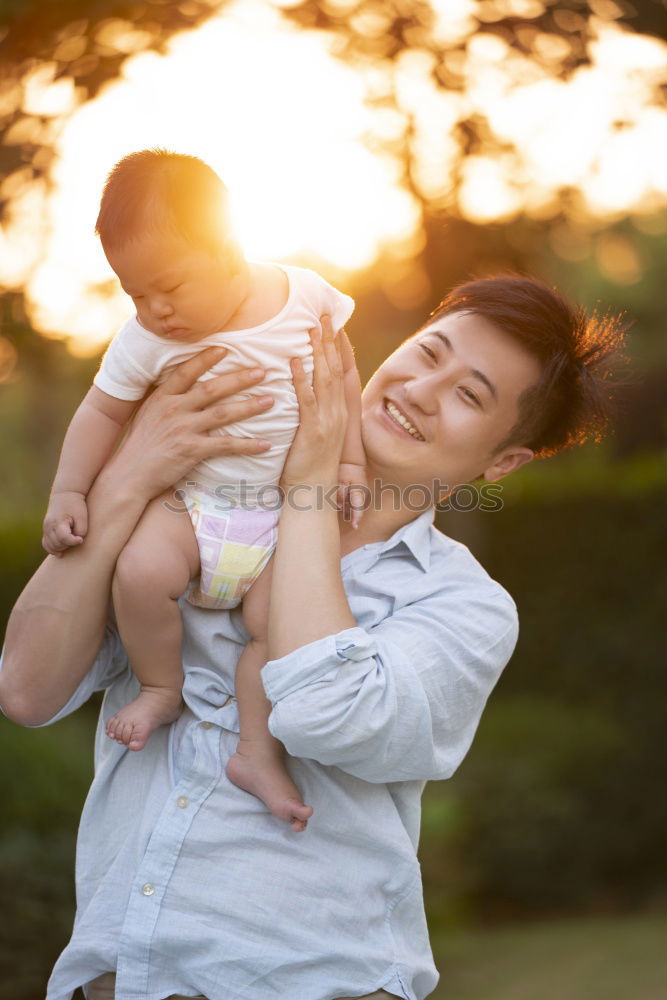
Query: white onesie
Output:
[[94, 264, 354, 608]]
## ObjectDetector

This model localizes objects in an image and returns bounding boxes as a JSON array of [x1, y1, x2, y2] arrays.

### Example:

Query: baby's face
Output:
[[104, 232, 244, 341]]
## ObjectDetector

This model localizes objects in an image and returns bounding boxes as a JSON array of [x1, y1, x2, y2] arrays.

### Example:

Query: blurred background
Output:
[[1, 0, 666, 997]]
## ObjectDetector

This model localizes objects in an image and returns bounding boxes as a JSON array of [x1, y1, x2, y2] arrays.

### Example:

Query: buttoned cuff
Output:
[[261, 627, 375, 703]]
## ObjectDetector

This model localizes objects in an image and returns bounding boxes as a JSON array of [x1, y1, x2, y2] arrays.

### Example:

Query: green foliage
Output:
[[0, 829, 78, 998], [420, 491, 667, 921], [547, 222, 667, 368], [453, 697, 628, 913], [498, 444, 667, 505], [0, 707, 96, 830], [0, 313, 99, 635], [0, 709, 97, 999], [0, 519, 43, 637]]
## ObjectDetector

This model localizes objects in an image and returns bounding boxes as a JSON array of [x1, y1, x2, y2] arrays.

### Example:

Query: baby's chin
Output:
[[160, 326, 194, 341]]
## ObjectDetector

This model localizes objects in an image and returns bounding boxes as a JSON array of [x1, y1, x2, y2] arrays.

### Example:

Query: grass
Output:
[[429, 914, 667, 1000]]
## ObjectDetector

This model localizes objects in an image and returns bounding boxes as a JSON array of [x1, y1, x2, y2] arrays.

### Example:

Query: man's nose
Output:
[[405, 373, 441, 416]]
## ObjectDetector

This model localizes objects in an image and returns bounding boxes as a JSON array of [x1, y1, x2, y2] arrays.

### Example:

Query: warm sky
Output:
[[1, 0, 665, 354]]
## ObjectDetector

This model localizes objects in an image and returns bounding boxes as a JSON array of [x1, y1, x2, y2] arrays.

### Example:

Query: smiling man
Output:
[[356, 277, 623, 536], [361, 310, 540, 502], [0, 275, 626, 1000]]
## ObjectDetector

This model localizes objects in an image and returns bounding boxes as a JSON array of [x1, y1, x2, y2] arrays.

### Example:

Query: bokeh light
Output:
[[0, 335, 18, 383], [0, 0, 665, 354]]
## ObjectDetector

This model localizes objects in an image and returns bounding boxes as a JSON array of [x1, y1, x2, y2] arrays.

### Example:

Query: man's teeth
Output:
[[385, 401, 425, 440]]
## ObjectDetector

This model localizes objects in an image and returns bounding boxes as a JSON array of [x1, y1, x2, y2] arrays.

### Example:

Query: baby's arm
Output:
[[43, 386, 138, 555], [336, 328, 367, 528]]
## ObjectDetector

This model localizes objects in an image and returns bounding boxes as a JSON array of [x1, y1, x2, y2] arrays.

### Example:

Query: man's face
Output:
[[104, 232, 240, 341], [361, 310, 543, 497]]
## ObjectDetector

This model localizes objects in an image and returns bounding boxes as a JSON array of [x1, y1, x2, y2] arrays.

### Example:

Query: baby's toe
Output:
[[117, 720, 134, 746], [291, 800, 313, 821], [287, 799, 313, 833], [128, 728, 147, 751]]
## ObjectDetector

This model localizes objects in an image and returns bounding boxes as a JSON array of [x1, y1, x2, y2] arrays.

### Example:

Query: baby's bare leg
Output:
[[226, 557, 313, 832], [107, 490, 200, 751]]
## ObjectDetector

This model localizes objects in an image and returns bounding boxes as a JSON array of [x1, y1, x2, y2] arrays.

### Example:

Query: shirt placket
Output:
[[115, 718, 223, 1000]]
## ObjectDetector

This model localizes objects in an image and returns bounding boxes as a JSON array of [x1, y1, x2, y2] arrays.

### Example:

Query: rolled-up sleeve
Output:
[[262, 587, 518, 783]]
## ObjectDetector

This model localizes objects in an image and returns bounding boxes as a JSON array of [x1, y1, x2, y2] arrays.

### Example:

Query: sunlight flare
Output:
[[0, 1, 665, 352]]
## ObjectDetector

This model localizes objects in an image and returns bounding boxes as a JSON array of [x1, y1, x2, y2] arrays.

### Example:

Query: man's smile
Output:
[[383, 398, 426, 441]]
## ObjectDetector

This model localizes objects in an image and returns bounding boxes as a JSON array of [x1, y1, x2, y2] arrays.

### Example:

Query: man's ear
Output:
[[482, 447, 534, 482]]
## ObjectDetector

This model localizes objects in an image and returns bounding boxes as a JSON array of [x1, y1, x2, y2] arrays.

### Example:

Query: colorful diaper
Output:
[[182, 483, 281, 610]]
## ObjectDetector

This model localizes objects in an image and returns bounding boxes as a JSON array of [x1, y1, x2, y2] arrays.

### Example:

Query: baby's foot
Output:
[[226, 740, 314, 832], [105, 687, 183, 751]]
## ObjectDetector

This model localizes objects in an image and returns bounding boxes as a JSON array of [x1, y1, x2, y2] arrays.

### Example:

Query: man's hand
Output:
[[281, 321, 348, 492], [105, 347, 273, 507], [337, 462, 368, 530], [42, 490, 89, 557]]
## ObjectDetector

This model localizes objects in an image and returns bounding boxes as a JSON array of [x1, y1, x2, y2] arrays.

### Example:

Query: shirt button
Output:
[[141, 883, 155, 896], [177, 796, 188, 809], [202, 721, 213, 730]]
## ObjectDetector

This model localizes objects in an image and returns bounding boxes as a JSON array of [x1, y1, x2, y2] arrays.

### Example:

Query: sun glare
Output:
[[0, 0, 666, 354], [3, 0, 421, 354]]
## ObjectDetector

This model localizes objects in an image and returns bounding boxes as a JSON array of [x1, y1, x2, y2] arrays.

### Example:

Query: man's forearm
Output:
[[0, 469, 147, 725], [268, 488, 355, 661]]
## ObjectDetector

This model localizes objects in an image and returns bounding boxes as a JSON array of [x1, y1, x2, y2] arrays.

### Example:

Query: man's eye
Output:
[[165, 284, 182, 293], [419, 343, 436, 361], [460, 387, 480, 406]]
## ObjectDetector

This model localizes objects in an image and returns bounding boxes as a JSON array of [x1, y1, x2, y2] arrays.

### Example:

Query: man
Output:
[[0, 276, 626, 999]]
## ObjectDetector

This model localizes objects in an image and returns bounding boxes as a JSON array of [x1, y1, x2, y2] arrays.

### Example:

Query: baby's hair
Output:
[[95, 148, 240, 265], [423, 274, 631, 458]]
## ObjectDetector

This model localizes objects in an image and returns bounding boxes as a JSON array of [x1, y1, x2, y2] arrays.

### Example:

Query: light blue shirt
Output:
[[13, 509, 518, 1000]]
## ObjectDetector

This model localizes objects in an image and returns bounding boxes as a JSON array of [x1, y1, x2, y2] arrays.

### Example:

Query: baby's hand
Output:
[[42, 490, 89, 557], [337, 462, 368, 530]]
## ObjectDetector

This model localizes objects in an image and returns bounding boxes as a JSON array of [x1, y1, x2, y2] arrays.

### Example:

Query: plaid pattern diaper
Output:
[[183, 483, 280, 610]]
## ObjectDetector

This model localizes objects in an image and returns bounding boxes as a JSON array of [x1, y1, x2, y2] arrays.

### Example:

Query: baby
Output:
[[42, 149, 366, 832]]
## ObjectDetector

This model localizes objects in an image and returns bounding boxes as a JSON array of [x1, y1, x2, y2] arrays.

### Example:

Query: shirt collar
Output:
[[373, 507, 435, 573]]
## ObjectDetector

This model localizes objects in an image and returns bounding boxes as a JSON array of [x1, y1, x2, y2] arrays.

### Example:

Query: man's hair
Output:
[[423, 274, 630, 459], [95, 148, 240, 263]]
